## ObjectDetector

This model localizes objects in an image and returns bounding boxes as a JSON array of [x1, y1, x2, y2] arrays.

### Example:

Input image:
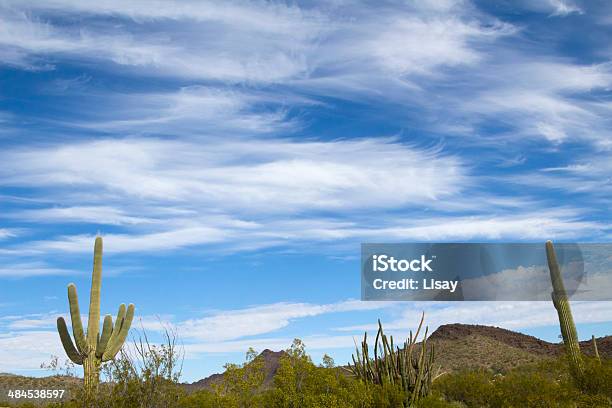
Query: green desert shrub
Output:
[[263, 339, 373, 408], [434, 370, 495, 407], [413, 394, 463, 408], [433, 358, 612, 408], [576, 357, 612, 398], [262, 338, 415, 408], [210, 347, 267, 408], [176, 389, 217, 407], [367, 382, 406, 408], [489, 370, 576, 408], [178, 389, 229, 408]]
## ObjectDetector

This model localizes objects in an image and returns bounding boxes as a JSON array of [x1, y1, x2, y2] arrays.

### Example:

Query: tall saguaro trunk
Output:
[[84, 237, 103, 393], [545, 241, 583, 381], [83, 354, 101, 392]]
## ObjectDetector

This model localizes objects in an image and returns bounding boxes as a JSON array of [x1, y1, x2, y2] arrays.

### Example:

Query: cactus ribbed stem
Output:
[[83, 353, 100, 391], [87, 237, 103, 348], [57, 317, 83, 364], [67, 284, 87, 353], [546, 241, 583, 381], [592, 335, 601, 364]]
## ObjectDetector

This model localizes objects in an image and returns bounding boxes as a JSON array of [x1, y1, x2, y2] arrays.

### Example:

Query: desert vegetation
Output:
[[2, 335, 611, 408]]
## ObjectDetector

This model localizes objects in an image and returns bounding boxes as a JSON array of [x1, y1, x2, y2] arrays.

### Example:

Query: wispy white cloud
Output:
[[0, 0, 606, 153], [511, 0, 583, 17], [547, 0, 583, 16], [0, 228, 18, 240], [0, 10, 173, 71], [364, 17, 509, 76], [0, 137, 466, 212], [358, 210, 602, 241], [22, 228, 229, 254], [3, 0, 327, 37], [8, 206, 155, 226], [65, 86, 302, 135], [0, 330, 64, 371], [439, 60, 612, 147], [183, 334, 357, 355], [177, 300, 392, 342], [505, 154, 612, 203], [0, 0, 511, 87], [3, 312, 59, 330], [0, 2, 325, 81], [0, 262, 75, 277], [3, 209, 602, 256]]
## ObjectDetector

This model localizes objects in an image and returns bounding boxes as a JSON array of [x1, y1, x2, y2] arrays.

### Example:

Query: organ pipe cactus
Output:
[[545, 241, 583, 380], [56, 237, 135, 394], [348, 313, 437, 407]]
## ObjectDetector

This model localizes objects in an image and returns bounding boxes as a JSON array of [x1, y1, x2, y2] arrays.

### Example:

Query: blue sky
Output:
[[0, 0, 611, 381]]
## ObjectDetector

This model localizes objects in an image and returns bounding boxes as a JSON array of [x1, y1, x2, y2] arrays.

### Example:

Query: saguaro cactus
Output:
[[57, 237, 135, 394], [545, 240, 583, 380]]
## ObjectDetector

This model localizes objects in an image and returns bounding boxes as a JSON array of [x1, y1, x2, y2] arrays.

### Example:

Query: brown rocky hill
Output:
[[427, 323, 610, 373], [0, 374, 80, 406]]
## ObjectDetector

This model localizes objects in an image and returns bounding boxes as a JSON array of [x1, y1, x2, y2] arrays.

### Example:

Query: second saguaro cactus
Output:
[[545, 240, 583, 380], [57, 237, 135, 394]]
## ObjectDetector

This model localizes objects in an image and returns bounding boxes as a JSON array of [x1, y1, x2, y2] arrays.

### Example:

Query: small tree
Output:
[[265, 339, 374, 408], [100, 324, 184, 408], [321, 354, 335, 369], [40, 355, 76, 377], [215, 347, 266, 408]]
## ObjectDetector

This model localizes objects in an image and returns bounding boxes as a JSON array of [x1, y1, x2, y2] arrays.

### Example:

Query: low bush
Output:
[[433, 357, 612, 408]]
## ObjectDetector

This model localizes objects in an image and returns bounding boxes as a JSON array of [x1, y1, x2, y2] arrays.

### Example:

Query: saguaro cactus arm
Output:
[[57, 317, 83, 364], [67, 284, 87, 353], [102, 303, 135, 361], [111, 304, 126, 335], [102, 304, 125, 357], [96, 315, 113, 358]]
